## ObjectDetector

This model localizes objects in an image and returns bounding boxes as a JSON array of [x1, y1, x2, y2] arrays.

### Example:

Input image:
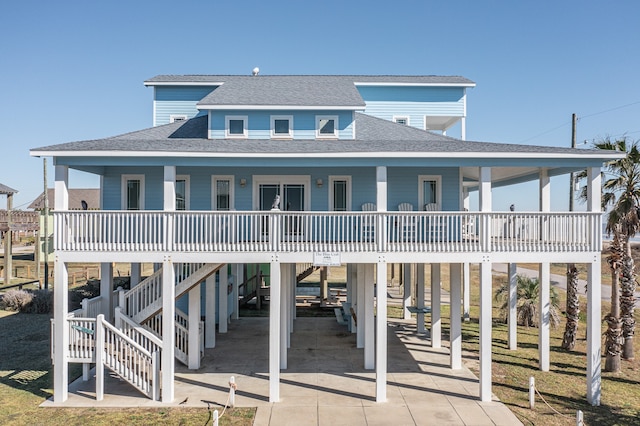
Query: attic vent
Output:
[[252, 67, 260, 76]]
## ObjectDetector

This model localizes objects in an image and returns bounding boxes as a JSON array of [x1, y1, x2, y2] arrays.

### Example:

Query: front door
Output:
[[256, 177, 310, 237]]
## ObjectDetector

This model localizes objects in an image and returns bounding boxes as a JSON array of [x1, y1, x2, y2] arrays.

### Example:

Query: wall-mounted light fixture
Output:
[[240, 178, 247, 188], [316, 178, 323, 188]]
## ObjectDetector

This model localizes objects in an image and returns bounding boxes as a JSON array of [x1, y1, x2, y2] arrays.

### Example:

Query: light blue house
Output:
[[31, 72, 619, 406]]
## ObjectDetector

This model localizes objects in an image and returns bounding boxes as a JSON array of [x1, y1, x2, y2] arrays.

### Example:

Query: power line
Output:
[[518, 100, 640, 144]]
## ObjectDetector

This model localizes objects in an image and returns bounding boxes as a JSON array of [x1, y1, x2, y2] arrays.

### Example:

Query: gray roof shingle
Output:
[[30, 113, 610, 157], [197, 76, 366, 108], [144, 74, 476, 87]]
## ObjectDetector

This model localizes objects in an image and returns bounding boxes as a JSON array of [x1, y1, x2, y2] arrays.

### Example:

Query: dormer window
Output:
[[316, 115, 338, 138], [226, 115, 247, 138], [271, 115, 293, 138]]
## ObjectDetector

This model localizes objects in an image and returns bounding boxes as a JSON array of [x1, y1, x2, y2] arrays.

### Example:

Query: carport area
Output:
[[48, 316, 521, 425]]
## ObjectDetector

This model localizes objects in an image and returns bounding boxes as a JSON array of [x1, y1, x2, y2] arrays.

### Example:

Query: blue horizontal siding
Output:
[[154, 86, 216, 126], [357, 86, 465, 129], [209, 110, 354, 139], [100, 166, 460, 212]]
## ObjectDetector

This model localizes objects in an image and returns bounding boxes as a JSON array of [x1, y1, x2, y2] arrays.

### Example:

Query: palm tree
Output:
[[596, 137, 640, 362], [604, 227, 624, 372], [495, 274, 561, 328], [561, 265, 580, 350]]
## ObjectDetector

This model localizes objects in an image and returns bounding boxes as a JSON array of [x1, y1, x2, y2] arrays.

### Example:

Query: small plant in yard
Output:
[[0, 289, 53, 313], [494, 274, 561, 328]]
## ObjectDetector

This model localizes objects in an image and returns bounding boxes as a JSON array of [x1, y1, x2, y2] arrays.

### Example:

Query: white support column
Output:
[[463, 262, 470, 322], [356, 264, 365, 347], [218, 267, 228, 333], [280, 264, 288, 369], [479, 259, 493, 402], [100, 262, 113, 322], [587, 258, 602, 405], [403, 263, 412, 320], [508, 263, 518, 350], [188, 285, 200, 370], [586, 166, 602, 406], [161, 256, 175, 403], [376, 166, 387, 212], [205, 274, 216, 348], [269, 260, 281, 402], [350, 264, 357, 333], [431, 263, 441, 348], [53, 260, 69, 402], [450, 263, 462, 369], [376, 260, 387, 402], [54, 165, 69, 210], [539, 262, 550, 371], [163, 166, 176, 211], [479, 167, 492, 250], [364, 264, 375, 369], [130, 263, 141, 287], [233, 264, 243, 320], [461, 116, 466, 141], [289, 264, 295, 331], [416, 263, 426, 334], [538, 168, 551, 372]]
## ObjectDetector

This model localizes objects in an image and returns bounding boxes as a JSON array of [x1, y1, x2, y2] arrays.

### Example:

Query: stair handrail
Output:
[[98, 315, 158, 399], [123, 268, 163, 319], [115, 307, 163, 355]]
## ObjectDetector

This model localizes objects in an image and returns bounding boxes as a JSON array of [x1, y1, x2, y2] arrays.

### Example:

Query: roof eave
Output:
[[196, 105, 366, 111]]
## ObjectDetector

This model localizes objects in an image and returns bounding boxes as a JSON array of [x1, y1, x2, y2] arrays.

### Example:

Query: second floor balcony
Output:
[[54, 211, 602, 255]]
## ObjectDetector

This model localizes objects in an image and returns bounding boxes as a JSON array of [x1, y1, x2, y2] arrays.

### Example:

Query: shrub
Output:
[[0, 289, 53, 314], [0, 289, 34, 312]]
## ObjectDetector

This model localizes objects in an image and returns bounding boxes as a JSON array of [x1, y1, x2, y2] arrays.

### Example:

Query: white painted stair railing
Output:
[[123, 263, 223, 324], [65, 315, 160, 400], [143, 308, 204, 365]]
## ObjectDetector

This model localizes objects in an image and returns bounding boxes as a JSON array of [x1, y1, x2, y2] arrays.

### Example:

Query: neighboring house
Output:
[[29, 188, 101, 211], [30, 73, 620, 406]]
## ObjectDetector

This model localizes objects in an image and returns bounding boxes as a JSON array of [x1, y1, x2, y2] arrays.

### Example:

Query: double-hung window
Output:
[[316, 115, 338, 138], [176, 175, 190, 210], [122, 175, 145, 210], [226, 116, 248, 138], [329, 176, 351, 211], [212, 176, 234, 210], [418, 175, 442, 210]]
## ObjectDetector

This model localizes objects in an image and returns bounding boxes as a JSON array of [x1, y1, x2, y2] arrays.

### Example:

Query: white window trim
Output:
[[211, 175, 235, 211], [393, 116, 410, 126], [225, 115, 248, 138], [270, 115, 293, 138], [316, 115, 339, 139], [176, 174, 190, 210], [252, 175, 311, 210], [121, 174, 145, 210], [329, 175, 352, 211], [418, 175, 442, 210], [170, 114, 188, 123]]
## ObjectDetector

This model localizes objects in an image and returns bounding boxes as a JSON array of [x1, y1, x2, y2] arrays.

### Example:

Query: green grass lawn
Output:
[[441, 268, 640, 426], [0, 310, 254, 426]]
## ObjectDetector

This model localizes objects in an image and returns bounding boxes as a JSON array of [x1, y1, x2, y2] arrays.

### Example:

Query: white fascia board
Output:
[[144, 81, 225, 87], [29, 150, 626, 160], [354, 82, 476, 88], [196, 104, 365, 111]]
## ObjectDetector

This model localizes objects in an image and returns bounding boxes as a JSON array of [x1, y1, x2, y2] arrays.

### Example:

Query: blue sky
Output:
[[1, 0, 639, 211]]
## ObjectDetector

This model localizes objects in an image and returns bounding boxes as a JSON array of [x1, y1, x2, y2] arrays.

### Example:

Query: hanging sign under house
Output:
[[313, 252, 341, 266]]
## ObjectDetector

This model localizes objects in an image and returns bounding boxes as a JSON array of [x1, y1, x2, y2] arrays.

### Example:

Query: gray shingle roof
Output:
[[196, 76, 366, 108], [28, 189, 100, 210], [30, 113, 611, 158], [0, 184, 18, 195], [144, 74, 476, 87]]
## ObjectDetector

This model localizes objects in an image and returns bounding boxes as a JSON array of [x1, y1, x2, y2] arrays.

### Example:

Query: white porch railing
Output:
[[54, 211, 602, 253], [70, 295, 103, 318]]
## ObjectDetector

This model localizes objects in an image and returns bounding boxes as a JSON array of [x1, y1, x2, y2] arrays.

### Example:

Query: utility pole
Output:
[[569, 113, 577, 212]]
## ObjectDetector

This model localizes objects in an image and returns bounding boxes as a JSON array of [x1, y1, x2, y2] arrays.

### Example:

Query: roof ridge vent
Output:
[[252, 67, 260, 76]]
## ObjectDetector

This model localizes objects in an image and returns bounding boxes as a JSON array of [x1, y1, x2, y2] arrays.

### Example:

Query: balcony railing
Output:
[[54, 211, 601, 254]]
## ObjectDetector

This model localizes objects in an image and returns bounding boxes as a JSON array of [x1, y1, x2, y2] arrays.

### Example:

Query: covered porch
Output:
[[44, 316, 523, 425]]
